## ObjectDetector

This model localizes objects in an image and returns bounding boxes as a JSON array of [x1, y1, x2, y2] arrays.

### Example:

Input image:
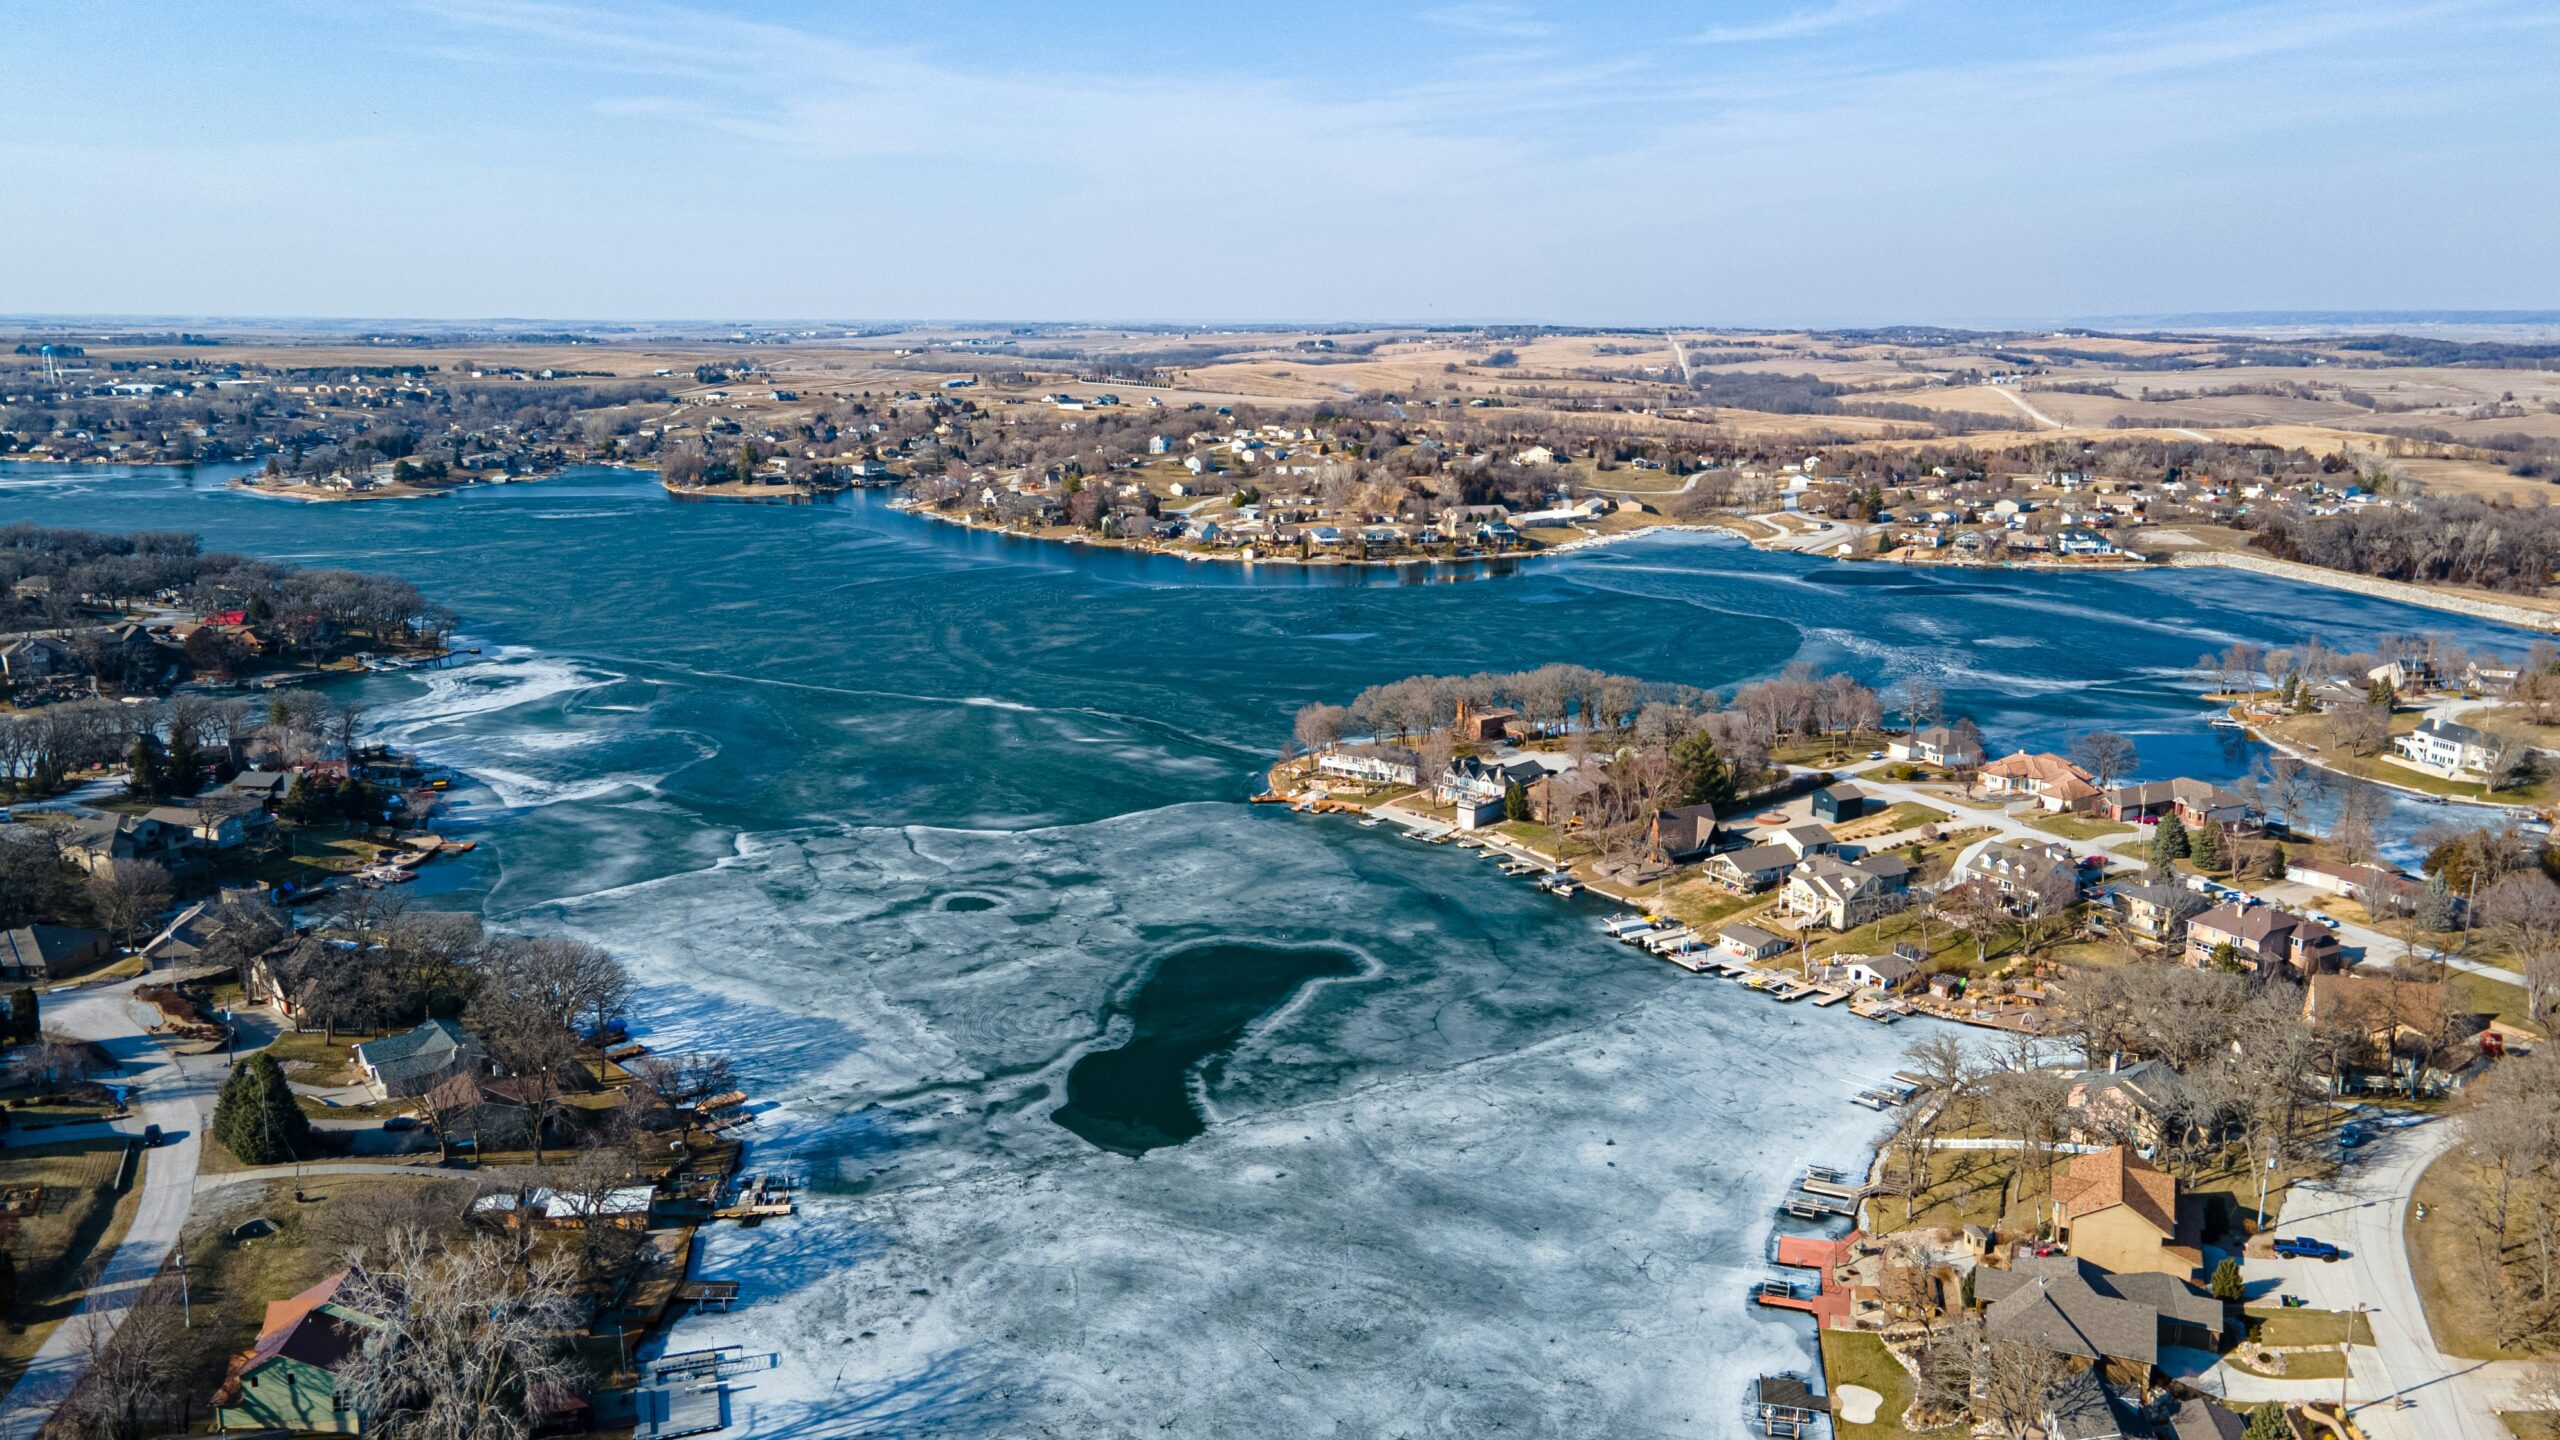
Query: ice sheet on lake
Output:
[[530, 803, 1916, 1438]]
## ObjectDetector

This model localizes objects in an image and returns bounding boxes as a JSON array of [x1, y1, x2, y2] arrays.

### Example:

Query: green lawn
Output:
[[1819, 1329, 1929, 1439], [0, 1139, 144, 1391], [2228, 1347, 2348, 1380], [2449, 969, 2541, 1036], [1493, 820, 1564, 855], [261, 1029, 369, 1087], [2247, 1306, 2375, 1347], [1840, 802, 1951, 839], [2027, 812, 2135, 842]]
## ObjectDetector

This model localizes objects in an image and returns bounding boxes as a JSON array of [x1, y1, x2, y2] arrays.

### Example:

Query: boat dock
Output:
[[1849, 1078, 1920, 1111], [1749, 1374, 1831, 1439]]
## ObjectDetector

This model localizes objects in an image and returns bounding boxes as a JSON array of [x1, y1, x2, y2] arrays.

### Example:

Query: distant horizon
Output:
[[5, 2, 2555, 321], [8, 308, 2560, 338]]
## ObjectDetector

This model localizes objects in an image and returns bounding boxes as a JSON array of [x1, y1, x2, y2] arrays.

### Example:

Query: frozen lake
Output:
[[8, 462, 2545, 1436]]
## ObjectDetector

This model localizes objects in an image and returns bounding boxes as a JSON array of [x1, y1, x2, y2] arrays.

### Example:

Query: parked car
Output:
[[382, 1115, 418, 1132], [2272, 1237, 2344, 1261], [140, 1124, 164, 1148]]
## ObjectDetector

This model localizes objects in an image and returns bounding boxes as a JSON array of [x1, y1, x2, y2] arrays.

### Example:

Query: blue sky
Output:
[[2, 1, 2554, 324]]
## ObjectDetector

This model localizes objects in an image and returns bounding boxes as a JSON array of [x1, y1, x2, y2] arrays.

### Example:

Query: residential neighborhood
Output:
[[1268, 650, 2560, 1440]]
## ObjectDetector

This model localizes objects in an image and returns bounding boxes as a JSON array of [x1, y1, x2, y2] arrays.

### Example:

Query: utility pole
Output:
[[176, 1251, 189, 1327]]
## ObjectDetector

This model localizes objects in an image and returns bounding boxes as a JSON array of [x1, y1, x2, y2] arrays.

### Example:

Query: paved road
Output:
[[1990, 386, 2065, 430], [1746, 512, 1871, 554], [0, 981, 217, 1439], [2206, 1117, 2533, 1439], [195, 1159, 462, 1194]]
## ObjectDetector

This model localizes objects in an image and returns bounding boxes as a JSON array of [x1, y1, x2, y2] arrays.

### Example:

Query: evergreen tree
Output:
[[5, 989, 34, 1044], [212, 1053, 311, 1165], [2418, 871, 2458, 932], [124, 736, 165, 801], [2368, 676, 2396, 709], [2151, 811, 2192, 866], [2210, 1257, 2245, 1302], [1669, 729, 1734, 807], [1502, 780, 1528, 823], [166, 724, 204, 796], [2276, 671, 2299, 708], [2243, 1403, 2289, 1440], [281, 774, 328, 825], [2191, 819, 2225, 872]]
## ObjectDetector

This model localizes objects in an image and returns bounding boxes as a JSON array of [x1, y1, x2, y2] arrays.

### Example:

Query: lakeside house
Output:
[[1979, 751, 2100, 813], [1977, 1253, 2224, 1375], [58, 812, 185, 875], [354, 1018, 485, 1101], [1717, 923, 1790, 962], [145, 794, 278, 853], [2285, 857, 2438, 919], [2091, 883, 2208, 950], [2046, 1147, 2204, 1279], [1954, 840, 2084, 916], [2184, 903, 2341, 976], [1888, 725, 1984, 769], [2061, 1061, 2187, 1149], [1703, 843, 1800, 894], [2368, 659, 2440, 694], [2394, 716, 2496, 776], [2099, 778, 2258, 833], [1646, 804, 1725, 864], [1779, 853, 1912, 930], [1839, 953, 1918, 991], [1435, 752, 1553, 827], [1315, 744, 1421, 788]]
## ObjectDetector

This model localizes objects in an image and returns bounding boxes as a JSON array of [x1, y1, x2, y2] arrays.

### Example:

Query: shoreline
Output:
[[892, 496, 1690, 569], [894, 491, 2560, 632], [2167, 550, 2560, 632], [2240, 715, 2541, 815]]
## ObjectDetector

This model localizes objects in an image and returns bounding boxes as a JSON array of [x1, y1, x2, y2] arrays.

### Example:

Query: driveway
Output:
[[2205, 1117, 2533, 1440], [0, 981, 218, 1439]]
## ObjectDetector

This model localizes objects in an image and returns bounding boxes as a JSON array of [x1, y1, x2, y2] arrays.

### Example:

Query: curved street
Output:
[[0, 980, 217, 1440]]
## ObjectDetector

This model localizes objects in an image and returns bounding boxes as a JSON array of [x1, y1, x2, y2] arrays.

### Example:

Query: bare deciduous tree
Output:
[[85, 859, 172, 954], [337, 1228, 583, 1440]]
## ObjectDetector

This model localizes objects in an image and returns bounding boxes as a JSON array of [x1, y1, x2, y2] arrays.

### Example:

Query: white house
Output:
[[2394, 716, 2494, 776], [1316, 745, 1421, 787]]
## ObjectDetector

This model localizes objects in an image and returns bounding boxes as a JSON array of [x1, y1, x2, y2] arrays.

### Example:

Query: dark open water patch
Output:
[[1051, 941, 1361, 1155]]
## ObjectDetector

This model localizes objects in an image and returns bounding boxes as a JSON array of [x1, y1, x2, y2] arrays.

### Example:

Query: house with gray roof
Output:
[[1975, 1255, 2225, 1375], [0, 924, 111, 982], [355, 1018, 485, 1101]]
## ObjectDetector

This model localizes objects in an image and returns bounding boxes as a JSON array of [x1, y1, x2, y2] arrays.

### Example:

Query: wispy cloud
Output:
[[1694, 0, 1902, 45], [1420, 3, 1556, 40]]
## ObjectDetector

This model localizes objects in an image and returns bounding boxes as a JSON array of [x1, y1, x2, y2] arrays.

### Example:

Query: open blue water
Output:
[[4, 462, 2538, 1436]]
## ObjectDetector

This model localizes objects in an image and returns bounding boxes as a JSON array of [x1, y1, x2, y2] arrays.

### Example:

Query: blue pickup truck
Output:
[[2272, 1237, 2345, 1262]]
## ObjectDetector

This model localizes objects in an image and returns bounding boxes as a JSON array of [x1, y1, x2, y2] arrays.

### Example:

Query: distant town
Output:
[[9, 323, 2560, 625]]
